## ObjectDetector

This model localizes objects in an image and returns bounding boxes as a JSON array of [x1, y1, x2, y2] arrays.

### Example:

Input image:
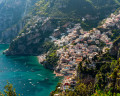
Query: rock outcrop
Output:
[[4, 18, 57, 56], [4, 0, 120, 55], [0, 0, 39, 43]]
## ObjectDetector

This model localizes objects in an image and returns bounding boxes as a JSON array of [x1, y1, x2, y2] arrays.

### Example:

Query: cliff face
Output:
[[4, 0, 120, 56], [4, 17, 57, 55], [1, 17, 30, 43], [0, 0, 38, 43]]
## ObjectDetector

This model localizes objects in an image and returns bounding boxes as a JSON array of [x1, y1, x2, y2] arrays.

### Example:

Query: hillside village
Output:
[[1, 0, 120, 96], [52, 25, 112, 93], [38, 11, 120, 95]]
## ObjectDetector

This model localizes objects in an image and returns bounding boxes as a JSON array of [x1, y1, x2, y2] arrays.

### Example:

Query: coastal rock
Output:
[[4, 18, 57, 56], [4, 0, 120, 55]]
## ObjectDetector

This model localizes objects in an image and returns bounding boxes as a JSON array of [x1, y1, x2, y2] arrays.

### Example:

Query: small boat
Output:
[[45, 78, 49, 80]]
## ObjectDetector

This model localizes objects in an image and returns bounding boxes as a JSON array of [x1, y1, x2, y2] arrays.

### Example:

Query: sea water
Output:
[[0, 44, 61, 96]]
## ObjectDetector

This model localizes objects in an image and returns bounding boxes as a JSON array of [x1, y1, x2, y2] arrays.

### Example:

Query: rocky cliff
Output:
[[4, 0, 120, 56], [4, 17, 58, 55], [0, 0, 39, 43], [1, 17, 31, 43]]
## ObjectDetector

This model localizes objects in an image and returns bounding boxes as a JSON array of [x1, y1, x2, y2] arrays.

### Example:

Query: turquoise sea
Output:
[[0, 44, 61, 96]]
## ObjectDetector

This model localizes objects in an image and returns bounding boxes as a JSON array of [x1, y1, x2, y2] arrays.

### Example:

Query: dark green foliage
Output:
[[0, 82, 20, 96], [76, 51, 120, 95], [97, 40, 106, 48], [32, 0, 120, 17], [78, 63, 96, 77], [50, 83, 62, 96], [66, 58, 120, 96], [44, 44, 59, 70], [42, 42, 55, 53], [45, 51, 59, 69], [30, 0, 120, 30], [92, 89, 120, 96], [111, 29, 120, 40], [61, 82, 94, 96]]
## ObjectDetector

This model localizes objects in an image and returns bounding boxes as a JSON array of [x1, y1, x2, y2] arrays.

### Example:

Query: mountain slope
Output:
[[4, 0, 120, 55], [0, 0, 38, 43], [31, 0, 120, 30], [32, 0, 119, 20]]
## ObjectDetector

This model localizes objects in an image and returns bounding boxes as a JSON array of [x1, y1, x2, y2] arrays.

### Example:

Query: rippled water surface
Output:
[[0, 44, 60, 96]]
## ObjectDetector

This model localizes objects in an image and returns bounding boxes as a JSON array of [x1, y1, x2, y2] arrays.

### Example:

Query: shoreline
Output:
[[37, 54, 46, 63], [37, 53, 77, 93]]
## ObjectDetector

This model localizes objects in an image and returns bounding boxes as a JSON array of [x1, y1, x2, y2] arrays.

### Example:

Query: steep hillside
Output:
[[32, 0, 120, 28], [0, 0, 38, 43], [4, 17, 58, 55], [33, 0, 118, 17], [1, 16, 32, 43], [4, 0, 120, 55]]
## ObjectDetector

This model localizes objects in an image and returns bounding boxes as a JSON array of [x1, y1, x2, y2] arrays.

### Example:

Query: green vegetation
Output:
[[111, 29, 120, 40], [51, 38, 120, 95], [59, 57, 120, 96], [46, 50, 59, 69], [2, 0, 120, 95], [30, 0, 120, 30], [44, 43, 59, 70], [50, 83, 62, 96], [113, 36, 120, 45], [0, 82, 20, 96], [92, 90, 120, 96], [7, 0, 120, 55], [32, 0, 120, 17], [42, 41, 56, 53], [76, 53, 120, 96], [114, 0, 120, 5]]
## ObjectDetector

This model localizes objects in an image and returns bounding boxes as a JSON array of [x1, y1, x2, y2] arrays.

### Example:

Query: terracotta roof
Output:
[[64, 83, 70, 86], [76, 58, 83, 62]]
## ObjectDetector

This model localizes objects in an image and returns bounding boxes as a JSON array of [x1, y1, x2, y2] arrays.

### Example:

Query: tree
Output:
[[0, 82, 20, 96]]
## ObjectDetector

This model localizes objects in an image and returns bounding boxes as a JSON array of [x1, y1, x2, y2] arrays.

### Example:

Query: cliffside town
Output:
[[2, 0, 120, 95], [37, 11, 120, 95], [1, 0, 120, 44]]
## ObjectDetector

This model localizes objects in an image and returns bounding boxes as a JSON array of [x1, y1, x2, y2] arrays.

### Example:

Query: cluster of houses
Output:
[[47, 12, 120, 96], [50, 20, 117, 94], [102, 11, 120, 29]]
